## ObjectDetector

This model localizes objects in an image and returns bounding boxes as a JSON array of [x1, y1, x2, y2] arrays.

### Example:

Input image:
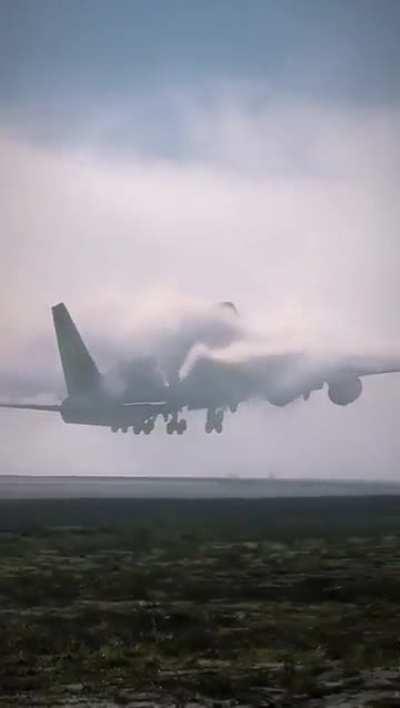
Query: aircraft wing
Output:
[[268, 350, 400, 406], [273, 351, 400, 398], [180, 346, 400, 409], [333, 353, 400, 379], [0, 399, 168, 415], [0, 402, 61, 412]]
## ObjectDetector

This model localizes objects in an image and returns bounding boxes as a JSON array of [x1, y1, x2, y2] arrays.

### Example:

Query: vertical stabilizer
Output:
[[52, 303, 101, 395]]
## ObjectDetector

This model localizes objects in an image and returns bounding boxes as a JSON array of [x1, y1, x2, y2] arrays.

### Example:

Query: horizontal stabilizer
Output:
[[0, 402, 61, 412]]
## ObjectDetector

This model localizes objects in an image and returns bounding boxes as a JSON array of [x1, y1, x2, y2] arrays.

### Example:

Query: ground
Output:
[[1, 496, 400, 706]]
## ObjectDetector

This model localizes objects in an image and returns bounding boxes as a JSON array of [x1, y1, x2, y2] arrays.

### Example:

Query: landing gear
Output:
[[131, 418, 156, 435], [143, 419, 155, 435], [111, 418, 156, 434], [166, 413, 187, 435], [205, 409, 224, 434], [177, 419, 187, 435]]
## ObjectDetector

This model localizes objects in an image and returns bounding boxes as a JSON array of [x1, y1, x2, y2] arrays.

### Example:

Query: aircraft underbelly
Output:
[[61, 410, 115, 426], [61, 404, 158, 427]]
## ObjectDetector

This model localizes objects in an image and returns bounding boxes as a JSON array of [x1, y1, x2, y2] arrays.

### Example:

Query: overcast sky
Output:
[[1, 0, 400, 478]]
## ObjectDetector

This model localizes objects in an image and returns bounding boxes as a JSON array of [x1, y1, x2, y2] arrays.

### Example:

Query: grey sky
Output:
[[2, 1, 400, 101], [2, 0, 400, 154], [0, 1, 400, 477]]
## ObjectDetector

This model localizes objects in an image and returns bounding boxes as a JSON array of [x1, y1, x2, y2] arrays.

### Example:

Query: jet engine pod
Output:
[[328, 376, 362, 406]]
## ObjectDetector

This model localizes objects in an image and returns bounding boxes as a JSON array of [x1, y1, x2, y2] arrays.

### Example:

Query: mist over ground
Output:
[[0, 1, 399, 478]]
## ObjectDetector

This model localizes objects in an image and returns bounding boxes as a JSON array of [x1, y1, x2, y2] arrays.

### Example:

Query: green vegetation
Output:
[[1, 496, 400, 705]]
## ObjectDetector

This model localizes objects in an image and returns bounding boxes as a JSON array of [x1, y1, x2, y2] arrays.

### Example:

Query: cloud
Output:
[[0, 92, 400, 477]]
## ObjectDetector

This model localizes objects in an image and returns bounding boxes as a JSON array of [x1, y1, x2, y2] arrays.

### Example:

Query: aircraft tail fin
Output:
[[52, 303, 101, 396], [217, 301, 239, 316]]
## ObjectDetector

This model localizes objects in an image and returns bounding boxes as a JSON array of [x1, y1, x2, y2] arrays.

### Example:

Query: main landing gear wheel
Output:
[[205, 409, 224, 433], [143, 420, 155, 435], [131, 420, 155, 435], [166, 416, 187, 434], [177, 419, 187, 435]]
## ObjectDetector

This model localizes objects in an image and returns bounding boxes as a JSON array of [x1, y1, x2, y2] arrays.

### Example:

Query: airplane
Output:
[[1, 302, 400, 435]]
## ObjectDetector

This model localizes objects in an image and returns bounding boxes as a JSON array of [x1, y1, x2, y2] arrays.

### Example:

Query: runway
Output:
[[1, 475, 400, 499]]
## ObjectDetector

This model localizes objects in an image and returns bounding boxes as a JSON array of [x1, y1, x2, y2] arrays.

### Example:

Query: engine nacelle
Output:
[[328, 376, 362, 406]]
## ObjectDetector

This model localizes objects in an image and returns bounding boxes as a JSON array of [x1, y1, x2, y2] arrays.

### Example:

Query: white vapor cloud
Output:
[[0, 92, 400, 477]]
